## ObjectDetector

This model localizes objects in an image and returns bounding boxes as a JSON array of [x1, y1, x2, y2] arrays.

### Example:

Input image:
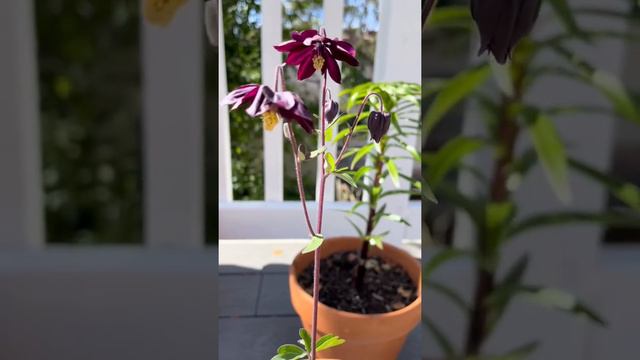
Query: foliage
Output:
[[424, 1, 640, 358], [337, 82, 422, 246], [37, 0, 142, 244], [271, 329, 345, 360]]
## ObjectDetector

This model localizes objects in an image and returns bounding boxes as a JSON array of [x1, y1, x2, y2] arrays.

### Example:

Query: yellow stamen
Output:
[[312, 55, 325, 71], [262, 111, 279, 131]]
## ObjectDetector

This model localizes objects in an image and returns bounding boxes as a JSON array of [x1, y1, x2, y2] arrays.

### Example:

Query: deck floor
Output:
[[219, 240, 424, 359]]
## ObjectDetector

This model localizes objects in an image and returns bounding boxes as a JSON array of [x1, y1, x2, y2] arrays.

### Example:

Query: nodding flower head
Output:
[[274, 28, 359, 84], [221, 84, 314, 134], [367, 111, 391, 143], [471, 0, 541, 64]]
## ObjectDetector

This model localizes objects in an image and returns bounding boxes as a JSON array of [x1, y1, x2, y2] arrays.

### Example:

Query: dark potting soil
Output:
[[297, 251, 418, 314]]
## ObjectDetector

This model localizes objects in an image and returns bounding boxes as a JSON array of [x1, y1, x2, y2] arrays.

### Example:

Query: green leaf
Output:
[[353, 166, 372, 182], [277, 344, 305, 356], [486, 255, 529, 332], [476, 341, 538, 360], [519, 287, 606, 326], [485, 202, 516, 252], [299, 328, 311, 353], [346, 218, 365, 238], [271, 343, 306, 360], [381, 213, 411, 226], [591, 70, 640, 124], [315, 334, 346, 351], [397, 141, 420, 161], [426, 5, 472, 30], [386, 158, 400, 188], [569, 158, 640, 211], [423, 315, 457, 358], [335, 173, 358, 188], [425, 65, 491, 133], [527, 113, 571, 203], [425, 248, 470, 279], [309, 146, 326, 159], [424, 182, 438, 203], [368, 235, 384, 249], [302, 234, 324, 254], [324, 125, 333, 144], [507, 211, 640, 238], [426, 280, 469, 312], [324, 152, 336, 173], [547, 0, 582, 35], [425, 137, 485, 188], [351, 143, 375, 169]]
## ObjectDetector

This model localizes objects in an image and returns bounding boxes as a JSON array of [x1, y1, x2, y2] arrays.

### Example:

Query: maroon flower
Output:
[[221, 84, 314, 133], [274, 29, 359, 84]]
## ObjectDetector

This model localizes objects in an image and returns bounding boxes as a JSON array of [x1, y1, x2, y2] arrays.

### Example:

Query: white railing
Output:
[[217, 0, 422, 244]]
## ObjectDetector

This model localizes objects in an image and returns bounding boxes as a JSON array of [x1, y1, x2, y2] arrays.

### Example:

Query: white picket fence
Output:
[[218, 0, 422, 244]]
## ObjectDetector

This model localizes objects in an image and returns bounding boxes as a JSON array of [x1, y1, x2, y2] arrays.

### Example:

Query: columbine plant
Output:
[[338, 82, 422, 291], [222, 28, 390, 360]]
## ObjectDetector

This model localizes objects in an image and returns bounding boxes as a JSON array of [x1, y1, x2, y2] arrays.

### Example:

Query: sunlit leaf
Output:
[[302, 234, 324, 254], [425, 65, 491, 133], [425, 137, 485, 188], [527, 113, 571, 203]]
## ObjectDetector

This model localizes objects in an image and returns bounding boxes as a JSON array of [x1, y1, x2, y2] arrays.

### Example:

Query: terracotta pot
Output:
[[289, 236, 422, 360]]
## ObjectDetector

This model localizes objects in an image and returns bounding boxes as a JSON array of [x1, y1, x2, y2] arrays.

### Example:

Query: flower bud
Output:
[[324, 99, 339, 123], [367, 111, 391, 143], [471, 0, 541, 64]]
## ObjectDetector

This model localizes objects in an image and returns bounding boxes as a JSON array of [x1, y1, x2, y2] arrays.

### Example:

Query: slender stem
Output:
[[355, 142, 385, 290], [464, 55, 527, 356], [277, 64, 316, 237], [422, 0, 439, 27], [287, 124, 317, 237], [310, 73, 329, 360], [333, 93, 384, 168]]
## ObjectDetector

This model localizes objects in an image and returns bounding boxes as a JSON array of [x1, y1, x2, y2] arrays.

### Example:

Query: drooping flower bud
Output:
[[367, 111, 391, 143], [471, 0, 541, 64], [324, 99, 339, 123]]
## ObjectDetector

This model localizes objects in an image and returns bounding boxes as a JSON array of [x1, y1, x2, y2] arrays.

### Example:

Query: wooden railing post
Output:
[[0, 0, 44, 249], [142, 0, 204, 248]]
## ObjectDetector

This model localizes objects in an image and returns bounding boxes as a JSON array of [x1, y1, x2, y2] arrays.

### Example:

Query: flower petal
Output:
[[221, 84, 260, 110], [324, 99, 339, 123], [272, 91, 297, 110], [297, 53, 317, 81], [286, 46, 314, 66], [246, 85, 275, 117], [334, 39, 356, 57], [279, 105, 314, 133], [323, 50, 342, 84], [329, 44, 360, 67], [292, 29, 318, 42], [274, 39, 303, 52]]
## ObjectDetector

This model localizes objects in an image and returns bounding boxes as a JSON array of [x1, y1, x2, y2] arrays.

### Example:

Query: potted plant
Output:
[[221, 24, 423, 357], [289, 82, 423, 360], [423, 1, 640, 358]]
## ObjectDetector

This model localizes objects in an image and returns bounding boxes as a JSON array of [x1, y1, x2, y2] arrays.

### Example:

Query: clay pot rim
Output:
[[289, 236, 422, 320]]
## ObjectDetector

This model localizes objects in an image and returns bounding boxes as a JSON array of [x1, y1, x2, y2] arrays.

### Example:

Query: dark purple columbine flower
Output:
[[221, 84, 314, 133], [471, 0, 541, 64], [274, 29, 359, 84], [367, 111, 391, 143]]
